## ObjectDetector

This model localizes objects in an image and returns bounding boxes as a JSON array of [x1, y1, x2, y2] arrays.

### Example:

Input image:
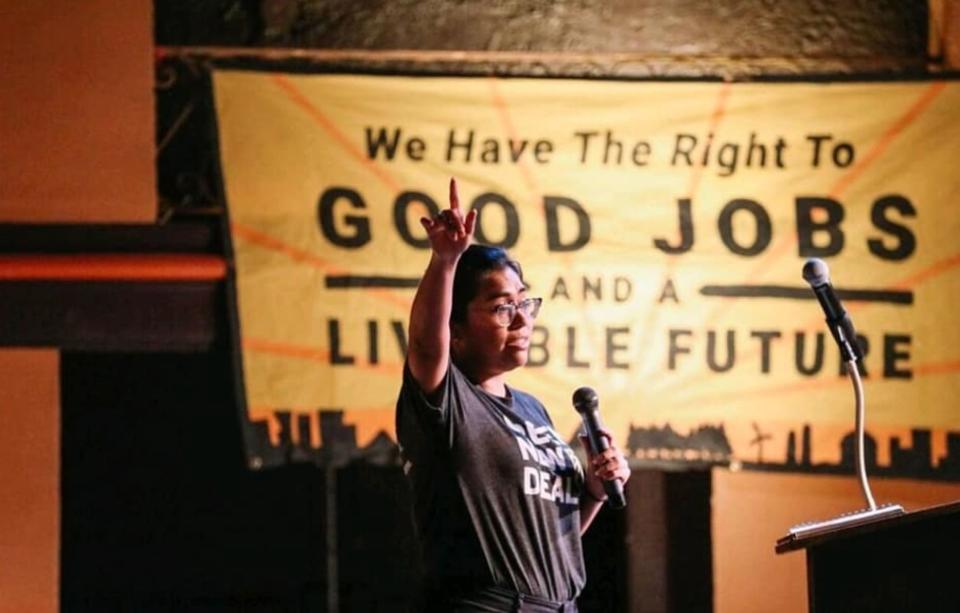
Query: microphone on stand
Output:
[[802, 258, 863, 362], [572, 386, 626, 509], [778, 259, 903, 546]]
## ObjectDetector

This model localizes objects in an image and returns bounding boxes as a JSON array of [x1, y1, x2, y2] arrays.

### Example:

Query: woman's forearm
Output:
[[579, 492, 605, 535], [407, 253, 458, 395]]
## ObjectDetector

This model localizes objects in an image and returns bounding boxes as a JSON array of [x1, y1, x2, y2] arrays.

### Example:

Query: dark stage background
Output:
[[59, 351, 634, 611]]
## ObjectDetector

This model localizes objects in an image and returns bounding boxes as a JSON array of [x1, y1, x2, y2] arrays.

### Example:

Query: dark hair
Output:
[[451, 244, 523, 324]]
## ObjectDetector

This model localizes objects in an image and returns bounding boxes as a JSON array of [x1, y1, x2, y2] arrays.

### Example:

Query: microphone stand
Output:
[[850, 358, 876, 511], [783, 358, 904, 541]]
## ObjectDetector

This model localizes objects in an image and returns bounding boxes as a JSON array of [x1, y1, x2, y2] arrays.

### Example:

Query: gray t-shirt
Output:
[[396, 362, 586, 603]]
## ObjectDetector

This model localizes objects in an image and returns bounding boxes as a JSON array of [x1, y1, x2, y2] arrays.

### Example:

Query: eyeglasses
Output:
[[492, 297, 542, 326]]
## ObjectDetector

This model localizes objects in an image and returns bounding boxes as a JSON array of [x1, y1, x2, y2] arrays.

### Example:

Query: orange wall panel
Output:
[[0, 349, 59, 613], [713, 468, 960, 613], [0, 1, 154, 222]]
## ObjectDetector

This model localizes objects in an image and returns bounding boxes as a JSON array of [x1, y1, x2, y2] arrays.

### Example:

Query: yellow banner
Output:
[[214, 71, 960, 478]]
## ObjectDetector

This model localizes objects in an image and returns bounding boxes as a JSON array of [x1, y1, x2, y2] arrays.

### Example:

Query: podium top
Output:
[[776, 499, 960, 554]]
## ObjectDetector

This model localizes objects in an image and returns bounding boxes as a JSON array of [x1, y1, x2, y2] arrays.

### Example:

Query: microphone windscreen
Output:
[[802, 258, 830, 287], [572, 387, 598, 413]]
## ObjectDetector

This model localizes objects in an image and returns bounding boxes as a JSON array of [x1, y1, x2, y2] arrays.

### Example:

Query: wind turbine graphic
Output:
[[750, 422, 772, 464]]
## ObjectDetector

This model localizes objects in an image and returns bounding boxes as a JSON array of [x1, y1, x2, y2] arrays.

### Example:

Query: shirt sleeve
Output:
[[397, 360, 472, 459], [399, 360, 456, 427]]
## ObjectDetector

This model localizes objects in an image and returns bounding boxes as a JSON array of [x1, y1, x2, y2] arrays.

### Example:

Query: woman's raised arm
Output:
[[407, 178, 477, 395]]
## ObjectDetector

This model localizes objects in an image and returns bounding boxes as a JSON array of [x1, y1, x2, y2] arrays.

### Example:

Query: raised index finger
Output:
[[449, 177, 460, 211]]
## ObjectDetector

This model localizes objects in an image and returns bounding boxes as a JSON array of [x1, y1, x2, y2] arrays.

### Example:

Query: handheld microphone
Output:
[[572, 387, 626, 509], [802, 258, 863, 362]]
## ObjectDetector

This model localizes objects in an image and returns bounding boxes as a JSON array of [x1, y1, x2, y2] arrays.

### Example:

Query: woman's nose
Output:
[[509, 307, 532, 328]]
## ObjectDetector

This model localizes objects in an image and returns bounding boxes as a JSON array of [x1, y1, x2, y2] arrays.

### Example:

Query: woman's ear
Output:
[[450, 322, 465, 353]]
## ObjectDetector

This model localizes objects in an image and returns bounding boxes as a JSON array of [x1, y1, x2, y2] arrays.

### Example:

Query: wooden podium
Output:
[[776, 500, 960, 612]]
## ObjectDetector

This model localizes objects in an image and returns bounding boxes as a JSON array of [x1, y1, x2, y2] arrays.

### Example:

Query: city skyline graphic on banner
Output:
[[244, 408, 960, 483]]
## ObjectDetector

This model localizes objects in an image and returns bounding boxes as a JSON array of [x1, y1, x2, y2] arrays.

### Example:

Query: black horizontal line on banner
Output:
[[326, 275, 420, 289], [700, 285, 913, 305]]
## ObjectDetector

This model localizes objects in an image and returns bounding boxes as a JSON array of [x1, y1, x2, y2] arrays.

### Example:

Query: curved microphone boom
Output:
[[572, 387, 626, 509], [778, 259, 905, 544], [803, 258, 872, 508], [802, 258, 863, 362]]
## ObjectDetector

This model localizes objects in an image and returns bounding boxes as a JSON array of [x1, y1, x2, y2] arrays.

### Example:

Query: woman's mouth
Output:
[[506, 337, 530, 349]]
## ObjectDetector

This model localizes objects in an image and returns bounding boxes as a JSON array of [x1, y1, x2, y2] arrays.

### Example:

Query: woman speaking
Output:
[[396, 178, 630, 612]]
